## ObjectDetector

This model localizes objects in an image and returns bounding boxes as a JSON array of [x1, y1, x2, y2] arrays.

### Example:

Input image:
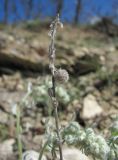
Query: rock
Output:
[[0, 109, 8, 124], [30, 40, 40, 49], [57, 148, 90, 160], [0, 89, 24, 114], [82, 94, 103, 119], [22, 150, 47, 160], [0, 51, 48, 73], [22, 117, 36, 131], [72, 47, 87, 58], [33, 135, 44, 145], [0, 29, 48, 74], [107, 45, 116, 52], [72, 54, 101, 75], [0, 139, 15, 157], [106, 52, 118, 70], [1, 73, 24, 91]]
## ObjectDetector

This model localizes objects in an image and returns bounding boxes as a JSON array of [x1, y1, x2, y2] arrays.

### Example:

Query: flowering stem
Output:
[[52, 75, 63, 160], [16, 106, 22, 160], [52, 76, 56, 97], [48, 15, 63, 160]]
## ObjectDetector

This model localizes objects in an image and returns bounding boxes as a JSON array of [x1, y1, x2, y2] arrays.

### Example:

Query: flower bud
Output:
[[54, 68, 69, 84]]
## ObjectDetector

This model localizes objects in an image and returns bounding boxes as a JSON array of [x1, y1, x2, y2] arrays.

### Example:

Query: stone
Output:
[[0, 89, 24, 114], [0, 139, 15, 157], [82, 94, 103, 119], [0, 109, 8, 124], [72, 47, 86, 58], [22, 150, 47, 160], [57, 148, 90, 160], [33, 135, 44, 145]]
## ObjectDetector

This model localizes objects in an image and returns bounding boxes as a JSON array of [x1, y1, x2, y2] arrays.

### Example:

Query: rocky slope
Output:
[[0, 24, 118, 160]]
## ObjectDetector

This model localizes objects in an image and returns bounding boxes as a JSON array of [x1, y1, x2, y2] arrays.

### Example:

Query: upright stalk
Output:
[[16, 106, 22, 160], [52, 75, 63, 160], [48, 15, 63, 160]]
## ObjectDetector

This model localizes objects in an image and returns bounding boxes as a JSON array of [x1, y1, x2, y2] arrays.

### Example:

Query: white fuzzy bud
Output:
[[54, 68, 69, 84]]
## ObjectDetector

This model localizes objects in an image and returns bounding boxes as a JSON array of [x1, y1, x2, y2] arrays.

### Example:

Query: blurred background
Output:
[[0, 0, 118, 159], [0, 0, 118, 24]]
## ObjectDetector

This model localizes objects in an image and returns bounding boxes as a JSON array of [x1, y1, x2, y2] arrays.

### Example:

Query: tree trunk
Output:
[[4, 0, 9, 24], [74, 0, 82, 24], [26, 0, 33, 19], [11, 0, 21, 22], [56, 0, 63, 15]]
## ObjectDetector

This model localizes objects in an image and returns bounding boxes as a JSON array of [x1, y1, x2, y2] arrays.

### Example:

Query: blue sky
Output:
[[0, 0, 117, 24]]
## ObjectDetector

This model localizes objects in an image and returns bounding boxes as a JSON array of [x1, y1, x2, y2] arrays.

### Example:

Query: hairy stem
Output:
[[48, 15, 63, 160], [16, 106, 22, 160], [52, 75, 63, 160]]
